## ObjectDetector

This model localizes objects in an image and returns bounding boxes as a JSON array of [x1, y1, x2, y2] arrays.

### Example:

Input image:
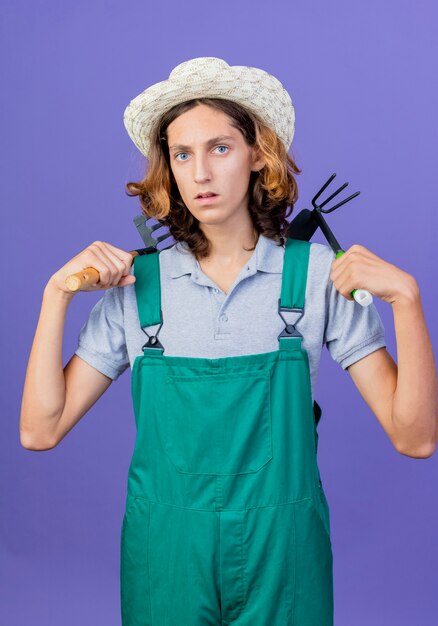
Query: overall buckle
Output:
[[141, 312, 164, 351], [141, 335, 164, 351], [277, 298, 304, 340]]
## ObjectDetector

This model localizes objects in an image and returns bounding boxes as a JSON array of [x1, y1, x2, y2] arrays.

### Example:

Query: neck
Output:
[[199, 219, 259, 264]]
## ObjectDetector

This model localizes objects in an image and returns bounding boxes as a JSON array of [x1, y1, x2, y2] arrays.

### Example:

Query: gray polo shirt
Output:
[[74, 234, 386, 402]]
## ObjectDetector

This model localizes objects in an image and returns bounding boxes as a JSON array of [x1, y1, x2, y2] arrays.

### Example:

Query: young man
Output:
[[20, 57, 437, 626]]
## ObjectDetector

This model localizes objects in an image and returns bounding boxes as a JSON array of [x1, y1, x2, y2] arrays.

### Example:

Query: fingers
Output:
[[78, 241, 134, 291]]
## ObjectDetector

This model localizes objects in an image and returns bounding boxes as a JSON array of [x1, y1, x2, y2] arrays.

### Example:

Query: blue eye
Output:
[[174, 145, 229, 161]]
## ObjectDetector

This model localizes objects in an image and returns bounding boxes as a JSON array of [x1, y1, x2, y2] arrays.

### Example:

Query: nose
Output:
[[193, 152, 212, 184]]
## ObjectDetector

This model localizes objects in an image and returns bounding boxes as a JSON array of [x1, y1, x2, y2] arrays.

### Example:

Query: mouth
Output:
[[194, 193, 220, 204]]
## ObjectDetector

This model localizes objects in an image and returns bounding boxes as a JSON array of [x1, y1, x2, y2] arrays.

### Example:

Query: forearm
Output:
[[391, 279, 438, 455], [20, 278, 75, 449]]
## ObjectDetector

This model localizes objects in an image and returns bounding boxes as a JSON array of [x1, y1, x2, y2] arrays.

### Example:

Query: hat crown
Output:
[[169, 57, 230, 80]]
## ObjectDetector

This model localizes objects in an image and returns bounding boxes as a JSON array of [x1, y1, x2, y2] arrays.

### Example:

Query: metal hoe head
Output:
[[288, 172, 361, 246]]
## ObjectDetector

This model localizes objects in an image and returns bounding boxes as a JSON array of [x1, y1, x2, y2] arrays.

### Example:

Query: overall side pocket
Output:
[[293, 497, 334, 625], [120, 497, 151, 625]]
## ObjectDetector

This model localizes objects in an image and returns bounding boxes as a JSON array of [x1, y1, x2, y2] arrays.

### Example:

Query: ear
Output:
[[250, 146, 266, 172]]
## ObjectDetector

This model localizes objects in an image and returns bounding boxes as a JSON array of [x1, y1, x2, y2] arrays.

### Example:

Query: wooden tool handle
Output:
[[65, 250, 140, 292]]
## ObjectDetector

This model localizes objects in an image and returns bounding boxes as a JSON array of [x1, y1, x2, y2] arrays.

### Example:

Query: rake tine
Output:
[[320, 190, 360, 214], [311, 172, 337, 206], [133, 215, 174, 250], [317, 181, 349, 210]]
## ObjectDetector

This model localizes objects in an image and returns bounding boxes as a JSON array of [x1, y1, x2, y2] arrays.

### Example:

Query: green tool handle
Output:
[[335, 251, 373, 307]]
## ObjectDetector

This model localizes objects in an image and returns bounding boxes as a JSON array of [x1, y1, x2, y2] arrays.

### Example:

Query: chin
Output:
[[194, 208, 227, 221]]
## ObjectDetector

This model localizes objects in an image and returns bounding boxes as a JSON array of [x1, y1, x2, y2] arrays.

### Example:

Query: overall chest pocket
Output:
[[163, 369, 272, 475]]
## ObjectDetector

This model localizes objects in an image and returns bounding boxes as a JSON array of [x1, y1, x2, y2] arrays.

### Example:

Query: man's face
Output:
[[166, 104, 264, 232]]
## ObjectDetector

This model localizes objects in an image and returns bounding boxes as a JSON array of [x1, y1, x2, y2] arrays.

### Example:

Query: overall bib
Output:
[[121, 236, 334, 625]]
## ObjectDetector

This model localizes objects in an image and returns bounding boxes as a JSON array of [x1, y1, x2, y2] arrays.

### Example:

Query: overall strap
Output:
[[133, 250, 162, 328], [278, 237, 311, 348], [280, 237, 310, 310], [279, 237, 322, 429]]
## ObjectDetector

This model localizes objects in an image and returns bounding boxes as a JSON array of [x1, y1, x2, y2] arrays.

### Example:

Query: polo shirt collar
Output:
[[169, 233, 284, 278]]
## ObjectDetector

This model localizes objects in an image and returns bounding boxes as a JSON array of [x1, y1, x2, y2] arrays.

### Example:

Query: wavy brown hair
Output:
[[125, 97, 301, 259]]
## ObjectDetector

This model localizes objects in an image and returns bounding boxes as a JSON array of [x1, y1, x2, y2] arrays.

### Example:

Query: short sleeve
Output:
[[74, 286, 130, 381], [324, 271, 387, 370]]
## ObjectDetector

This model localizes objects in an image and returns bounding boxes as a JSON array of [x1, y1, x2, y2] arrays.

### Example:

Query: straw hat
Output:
[[123, 56, 295, 159]]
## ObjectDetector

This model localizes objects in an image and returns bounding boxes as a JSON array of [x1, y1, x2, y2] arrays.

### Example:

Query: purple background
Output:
[[1, 1, 437, 624]]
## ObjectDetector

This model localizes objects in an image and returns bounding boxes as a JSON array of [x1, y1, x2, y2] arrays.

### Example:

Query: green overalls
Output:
[[121, 236, 334, 625]]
